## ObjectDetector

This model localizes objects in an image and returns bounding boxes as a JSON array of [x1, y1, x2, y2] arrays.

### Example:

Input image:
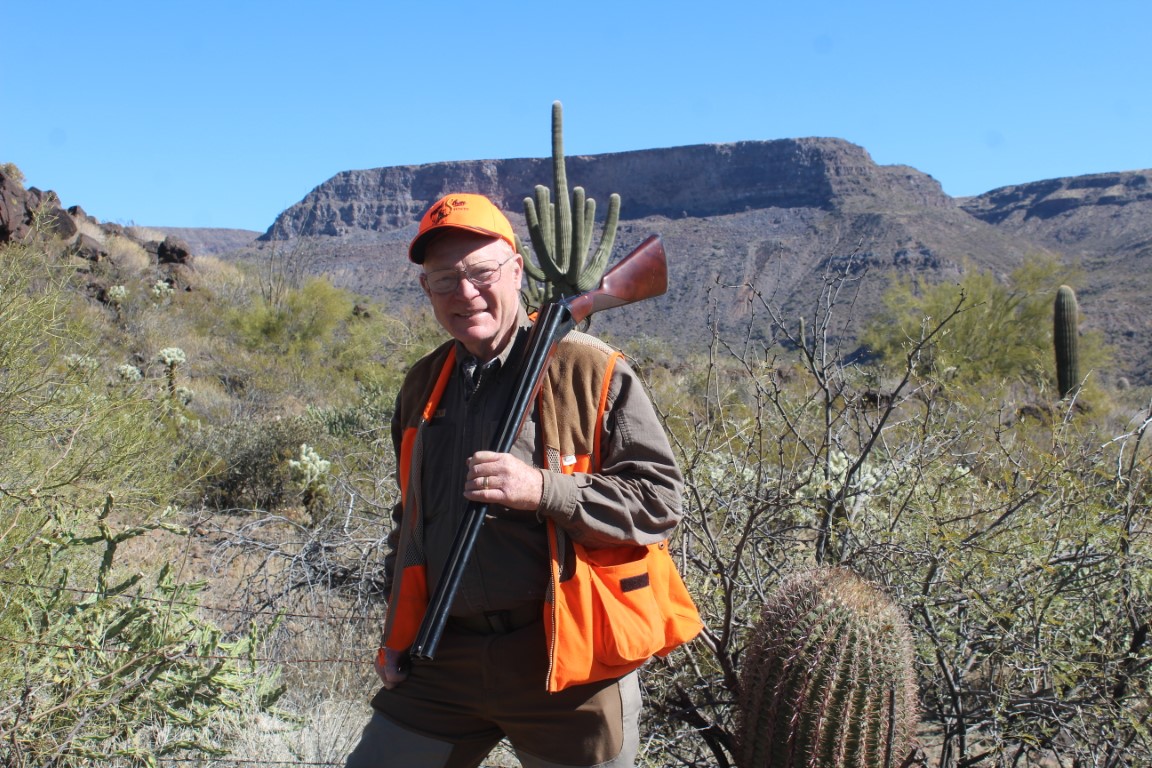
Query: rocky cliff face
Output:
[[256, 137, 1051, 372], [960, 171, 1152, 227], [959, 171, 1152, 269], [221, 143, 1152, 387], [261, 138, 952, 240]]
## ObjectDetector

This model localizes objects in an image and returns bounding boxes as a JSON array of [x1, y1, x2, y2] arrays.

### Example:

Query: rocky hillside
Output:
[[253, 138, 1150, 386], [1, 165, 200, 291]]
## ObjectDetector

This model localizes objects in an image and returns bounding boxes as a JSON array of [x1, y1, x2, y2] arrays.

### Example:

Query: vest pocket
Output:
[[583, 545, 666, 667]]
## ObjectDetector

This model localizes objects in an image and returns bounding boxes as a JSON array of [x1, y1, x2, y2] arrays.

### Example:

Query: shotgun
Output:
[[409, 234, 668, 661]]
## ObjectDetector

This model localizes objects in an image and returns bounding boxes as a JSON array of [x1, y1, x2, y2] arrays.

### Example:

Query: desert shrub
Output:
[[214, 277, 399, 409], [308, 381, 394, 440], [861, 255, 1110, 396], [4, 503, 285, 767], [639, 267, 1151, 768], [191, 253, 249, 304], [1, 161, 26, 185], [104, 234, 152, 276], [74, 217, 105, 243], [230, 277, 354, 358], [0, 235, 281, 766], [125, 225, 167, 244], [188, 415, 334, 512]]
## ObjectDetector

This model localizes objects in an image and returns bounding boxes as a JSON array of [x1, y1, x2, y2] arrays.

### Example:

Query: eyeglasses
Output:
[[421, 257, 514, 295]]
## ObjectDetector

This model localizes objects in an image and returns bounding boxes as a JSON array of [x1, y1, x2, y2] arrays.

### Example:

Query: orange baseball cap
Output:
[[408, 193, 517, 263]]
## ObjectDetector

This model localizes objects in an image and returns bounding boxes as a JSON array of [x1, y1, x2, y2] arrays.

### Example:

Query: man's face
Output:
[[420, 232, 523, 362]]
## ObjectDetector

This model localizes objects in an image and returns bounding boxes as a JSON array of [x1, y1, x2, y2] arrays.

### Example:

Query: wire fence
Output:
[[4, 511, 527, 767], [2, 550, 384, 767], [150, 759, 342, 767], [0, 575, 375, 644], [0, 633, 370, 666]]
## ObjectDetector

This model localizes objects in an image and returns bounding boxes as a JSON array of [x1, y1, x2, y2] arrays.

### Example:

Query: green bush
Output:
[[189, 415, 329, 512], [4, 501, 284, 766], [861, 255, 1109, 394], [230, 277, 354, 357], [0, 236, 282, 766]]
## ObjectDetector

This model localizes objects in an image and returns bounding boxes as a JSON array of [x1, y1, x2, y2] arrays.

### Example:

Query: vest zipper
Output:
[[543, 448, 563, 691]]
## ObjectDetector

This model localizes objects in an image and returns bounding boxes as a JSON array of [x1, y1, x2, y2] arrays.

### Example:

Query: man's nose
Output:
[[453, 274, 481, 298]]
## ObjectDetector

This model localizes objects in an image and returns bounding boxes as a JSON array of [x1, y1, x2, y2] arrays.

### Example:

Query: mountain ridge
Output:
[[7, 139, 1148, 385], [197, 140, 1152, 385], [250, 138, 1152, 382], [260, 138, 953, 240]]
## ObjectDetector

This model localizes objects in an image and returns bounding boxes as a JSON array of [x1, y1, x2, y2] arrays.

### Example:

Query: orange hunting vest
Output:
[[383, 333, 701, 692]]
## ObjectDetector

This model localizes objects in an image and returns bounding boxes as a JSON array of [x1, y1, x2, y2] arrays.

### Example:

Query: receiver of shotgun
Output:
[[409, 235, 667, 661]]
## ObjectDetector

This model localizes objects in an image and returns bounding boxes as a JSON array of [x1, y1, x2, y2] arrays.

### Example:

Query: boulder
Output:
[[69, 233, 109, 262], [157, 234, 194, 265], [25, 188, 78, 239], [0, 168, 78, 243], [0, 167, 24, 241]]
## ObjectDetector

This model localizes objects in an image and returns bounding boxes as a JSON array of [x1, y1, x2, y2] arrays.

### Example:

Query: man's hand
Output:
[[465, 450, 544, 511], [374, 647, 410, 689]]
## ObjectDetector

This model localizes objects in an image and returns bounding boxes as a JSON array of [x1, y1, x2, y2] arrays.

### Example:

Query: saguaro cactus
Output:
[[521, 101, 621, 308], [736, 567, 919, 768], [1054, 284, 1081, 398]]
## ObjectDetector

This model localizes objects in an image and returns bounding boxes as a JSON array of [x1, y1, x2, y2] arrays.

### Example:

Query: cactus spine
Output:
[[1054, 284, 1081, 398], [521, 101, 620, 308], [736, 568, 918, 768]]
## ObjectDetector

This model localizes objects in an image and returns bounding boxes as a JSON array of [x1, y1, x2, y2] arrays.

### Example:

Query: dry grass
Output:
[[127, 225, 168, 244], [193, 254, 250, 302], [75, 218, 106, 243], [105, 234, 152, 276]]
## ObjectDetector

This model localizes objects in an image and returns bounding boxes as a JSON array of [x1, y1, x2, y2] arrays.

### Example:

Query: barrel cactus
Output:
[[736, 567, 919, 768], [1054, 284, 1080, 398], [521, 101, 620, 308]]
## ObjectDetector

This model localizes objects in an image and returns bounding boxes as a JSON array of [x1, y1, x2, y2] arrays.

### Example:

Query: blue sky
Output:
[[5, 1, 1149, 232]]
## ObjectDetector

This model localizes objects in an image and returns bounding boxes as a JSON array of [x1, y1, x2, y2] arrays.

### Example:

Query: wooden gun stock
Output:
[[564, 234, 666, 323], [408, 235, 667, 661]]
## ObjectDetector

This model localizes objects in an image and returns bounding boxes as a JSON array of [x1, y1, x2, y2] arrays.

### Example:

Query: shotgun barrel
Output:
[[409, 235, 667, 661]]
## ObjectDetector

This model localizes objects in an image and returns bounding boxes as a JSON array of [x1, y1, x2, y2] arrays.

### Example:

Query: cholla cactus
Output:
[[156, 347, 186, 367], [63, 354, 99, 376], [106, 284, 129, 321], [116, 363, 143, 383], [795, 450, 899, 514], [157, 347, 186, 399], [737, 567, 919, 768], [521, 101, 620, 308], [152, 279, 175, 302], [288, 443, 331, 515]]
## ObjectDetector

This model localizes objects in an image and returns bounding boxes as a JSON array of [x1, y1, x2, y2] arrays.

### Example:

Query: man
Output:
[[345, 193, 688, 768]]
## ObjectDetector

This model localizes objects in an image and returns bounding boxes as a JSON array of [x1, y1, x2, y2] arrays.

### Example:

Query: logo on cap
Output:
[[430, 197, 468, 225]]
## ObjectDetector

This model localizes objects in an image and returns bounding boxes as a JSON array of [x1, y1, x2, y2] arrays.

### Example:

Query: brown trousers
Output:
[[345, 620, 640, 768]]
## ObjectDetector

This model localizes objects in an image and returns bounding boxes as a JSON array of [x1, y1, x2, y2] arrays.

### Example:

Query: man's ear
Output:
[[418, 274, 432, 297]]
